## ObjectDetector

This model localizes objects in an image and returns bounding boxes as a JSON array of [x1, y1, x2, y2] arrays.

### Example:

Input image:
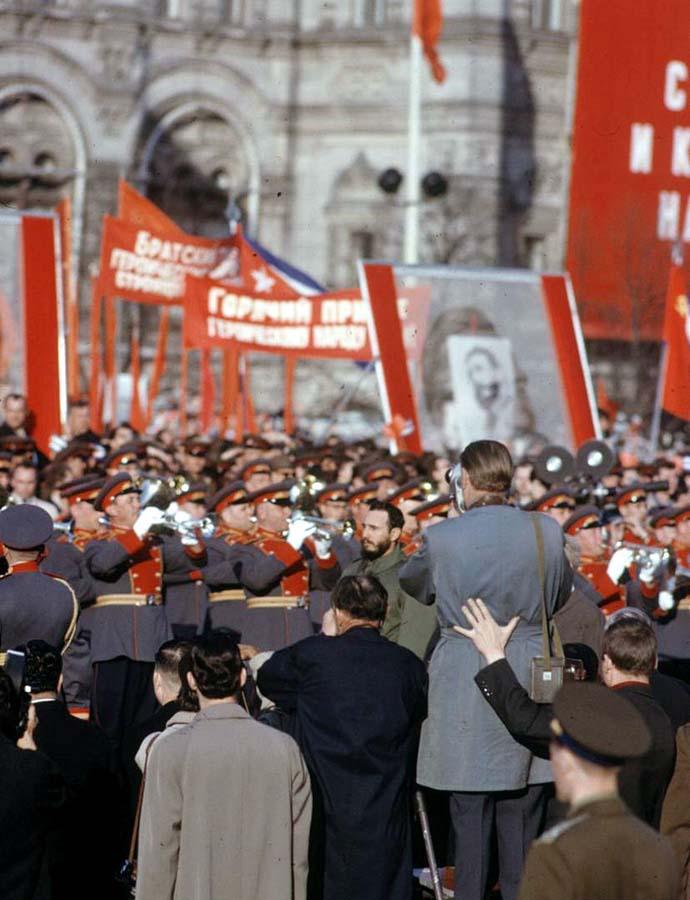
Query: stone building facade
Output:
[[0, 0, 584, 420]]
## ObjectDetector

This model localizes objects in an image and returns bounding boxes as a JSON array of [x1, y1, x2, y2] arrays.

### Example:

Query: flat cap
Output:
[[552, 682, 651, 765], [0, 504, 54, 549]]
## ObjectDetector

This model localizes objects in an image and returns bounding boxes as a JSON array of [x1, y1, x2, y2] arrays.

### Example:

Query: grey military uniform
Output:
[[0, 565, 78, 653], [400, 505, 572, 791]]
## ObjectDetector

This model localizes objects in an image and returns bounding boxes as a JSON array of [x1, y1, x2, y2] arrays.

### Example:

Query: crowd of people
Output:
[[2, 391, 690, 899]]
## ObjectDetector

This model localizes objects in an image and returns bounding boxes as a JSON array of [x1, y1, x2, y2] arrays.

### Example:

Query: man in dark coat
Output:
[[23, 640, 121, 900], [0, 668, 64, 900], [601, 616, 676, 828], [258, 574, 427, 900]]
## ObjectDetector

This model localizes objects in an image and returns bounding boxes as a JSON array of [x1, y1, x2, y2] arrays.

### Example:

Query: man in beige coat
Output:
[[136, 635, 312, 900]]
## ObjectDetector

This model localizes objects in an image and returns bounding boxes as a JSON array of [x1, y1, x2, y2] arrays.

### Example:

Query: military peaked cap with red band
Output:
[[177, 481, 208, 504], [0, 435, 35, 454], [94, 473, 140, 511], [315, 483, 350, 504], [247, 480, 296, 506], [413, 494, 451, 521], [563, 504, 602, 535], [673, 505, 690, 523], [240, 458, 274, 480], [363, 461, 399, 483], [347, 484, 379, 506], [60, 477, 105, 504], [616, 484, 647, 508], [53, 442, 94, 464], [389, 479, 433, 507], [524, 487, 576, 513], [104, 442, 145, 469], [241, 433, 272, 451], [649, 507, 677, 529], [183, 435, 211, 456], [0, 504, 54, 550], [207, 481, 248, 513]]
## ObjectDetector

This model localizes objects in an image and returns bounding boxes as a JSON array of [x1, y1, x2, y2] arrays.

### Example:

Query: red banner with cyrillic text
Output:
[[183, 278, 372, 360], [98, 216, 239, 305]]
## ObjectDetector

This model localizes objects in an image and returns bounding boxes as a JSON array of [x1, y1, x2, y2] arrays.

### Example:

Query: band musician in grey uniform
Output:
[[400, 440, 572, 900], [67, 473, 174, 743]]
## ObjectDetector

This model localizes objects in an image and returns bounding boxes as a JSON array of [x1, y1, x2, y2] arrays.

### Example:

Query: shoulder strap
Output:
[[530, 514, 564, 661]]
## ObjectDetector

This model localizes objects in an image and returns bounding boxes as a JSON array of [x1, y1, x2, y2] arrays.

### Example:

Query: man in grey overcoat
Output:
[[136, 634, 312, 900], [400, 440, 572, 900]]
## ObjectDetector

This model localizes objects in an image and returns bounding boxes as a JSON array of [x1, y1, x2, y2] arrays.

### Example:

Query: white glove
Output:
[[658, 590, 675, 612], [180, 530, 200, 547], [133, 507, 167, 539], [92, 444, 107, 461], [638, 562, 658, 585], [286, 519, 316, 551], [312, 535, 333, 560], [49, 434, 68, 455], [606, 548, 635, 584]]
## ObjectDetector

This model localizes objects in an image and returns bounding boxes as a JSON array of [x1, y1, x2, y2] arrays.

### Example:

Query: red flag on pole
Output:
[[661, 263, 690, 420], [200, 349, 215, 433], [413, 0, 446, 84]]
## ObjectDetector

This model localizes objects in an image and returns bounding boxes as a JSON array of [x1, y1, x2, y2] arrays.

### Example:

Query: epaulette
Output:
[[537, 813, 588, 845]]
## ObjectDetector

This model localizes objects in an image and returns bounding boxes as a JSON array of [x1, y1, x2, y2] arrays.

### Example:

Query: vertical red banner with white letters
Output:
[[567, 0, 690, 341]]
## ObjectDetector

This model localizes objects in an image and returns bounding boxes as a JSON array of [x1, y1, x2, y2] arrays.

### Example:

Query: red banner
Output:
[[567, 0, 690, 341], [661, 264, 690, 420], [183, 278, 372, 360], [360, 263, 423, 454], [98, 216, 239, 305]]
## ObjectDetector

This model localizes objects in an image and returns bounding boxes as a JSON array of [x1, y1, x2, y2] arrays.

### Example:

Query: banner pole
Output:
[[147, 306, 170, 428], [104, 296, 118, 428], [284, 355, 296, 435], [89, 278, 102, 433], [650, 343, 667, 453], [179, 347, 189, 438]]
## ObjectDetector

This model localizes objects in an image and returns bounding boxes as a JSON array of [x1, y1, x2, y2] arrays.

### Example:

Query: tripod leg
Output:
[[415, 789, 445, 900]]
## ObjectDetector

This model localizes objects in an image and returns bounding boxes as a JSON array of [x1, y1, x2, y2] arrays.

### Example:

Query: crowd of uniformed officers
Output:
[[3, 392, 690, 899]]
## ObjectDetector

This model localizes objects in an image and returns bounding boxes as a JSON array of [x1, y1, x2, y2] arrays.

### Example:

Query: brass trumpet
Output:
[[288, 511, 356, 542]]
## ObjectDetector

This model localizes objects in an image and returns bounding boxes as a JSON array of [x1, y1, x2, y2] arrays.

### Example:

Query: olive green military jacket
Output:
[[342, 545, 436, 660], [519, 795, 680, 900]]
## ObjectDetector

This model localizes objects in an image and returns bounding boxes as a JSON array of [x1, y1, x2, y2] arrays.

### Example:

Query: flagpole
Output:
[[649, 343, 667, 453], [404, 33, 423, 265]]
